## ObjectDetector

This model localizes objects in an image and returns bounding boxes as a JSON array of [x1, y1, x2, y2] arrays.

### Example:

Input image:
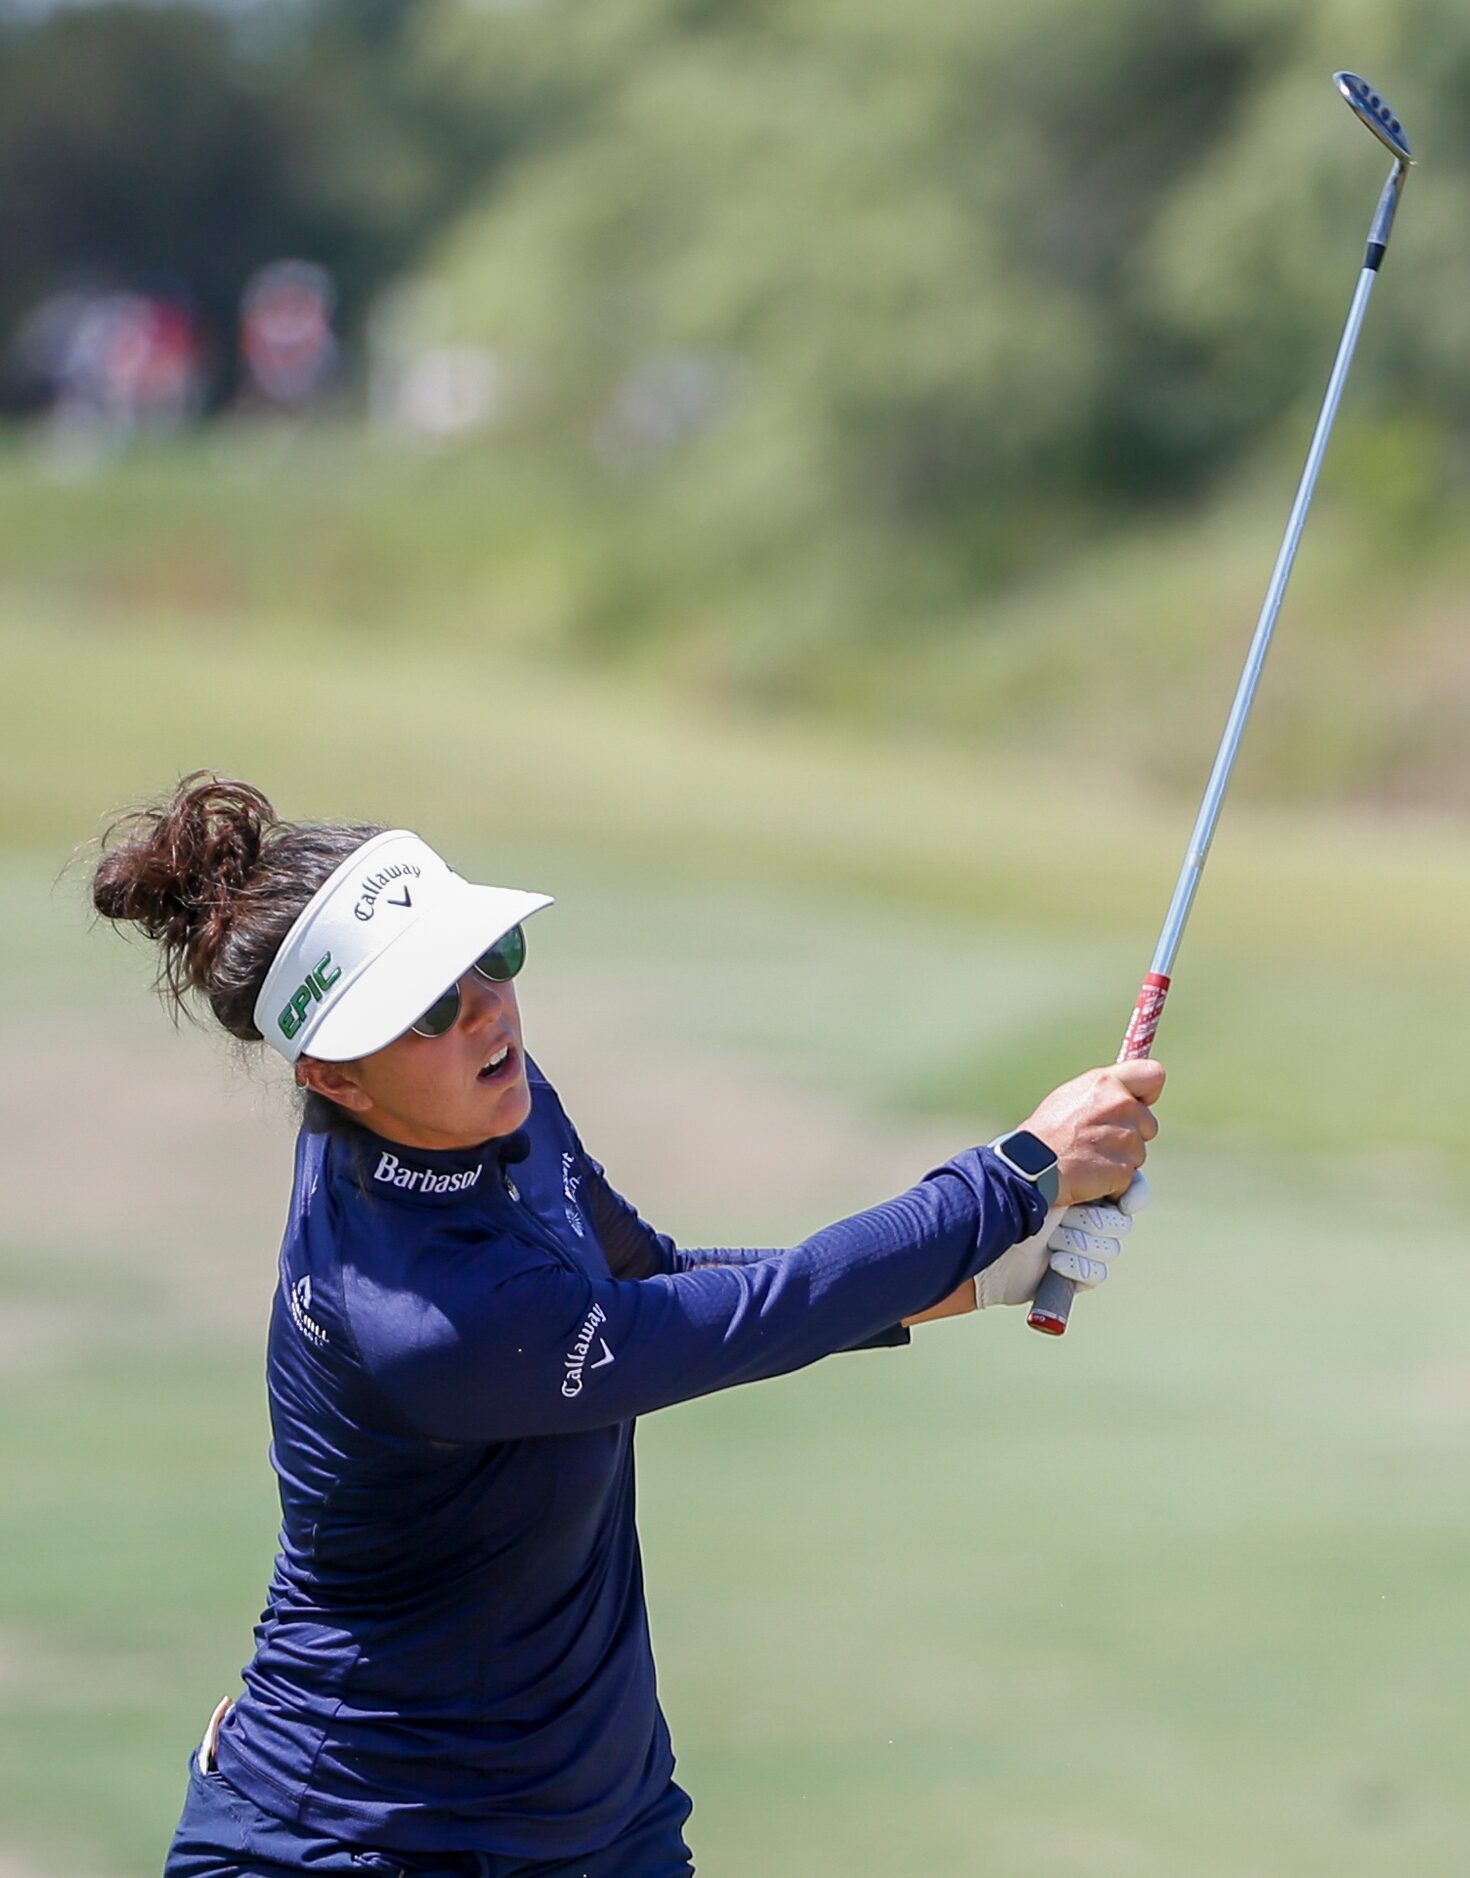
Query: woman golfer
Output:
[[93, 775, 1161, 1877]]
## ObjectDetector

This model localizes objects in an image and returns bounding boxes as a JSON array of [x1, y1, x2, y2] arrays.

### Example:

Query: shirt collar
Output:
[[326, 1121, 530, 1206]]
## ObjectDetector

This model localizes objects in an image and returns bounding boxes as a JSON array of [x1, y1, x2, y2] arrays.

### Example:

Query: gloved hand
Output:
[[975, 1173, 1150, 1310]]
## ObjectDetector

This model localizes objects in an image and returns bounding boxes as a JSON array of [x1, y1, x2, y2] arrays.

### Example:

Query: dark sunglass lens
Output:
[[475, 924, 526, 983], [410, 985, 461, 1038]]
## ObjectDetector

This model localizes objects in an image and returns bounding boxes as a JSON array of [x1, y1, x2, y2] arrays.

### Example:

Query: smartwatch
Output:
[[988, 1129, 1061, 1208]]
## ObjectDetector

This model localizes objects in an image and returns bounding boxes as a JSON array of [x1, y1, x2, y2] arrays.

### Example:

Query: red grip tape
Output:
[[1119, 972, 1170, 1062]]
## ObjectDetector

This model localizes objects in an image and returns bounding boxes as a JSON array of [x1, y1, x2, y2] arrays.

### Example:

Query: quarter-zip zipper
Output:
[[492, 1165, 585, 1274]]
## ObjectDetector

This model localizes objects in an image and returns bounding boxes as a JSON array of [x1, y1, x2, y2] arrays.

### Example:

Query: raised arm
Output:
[[355, 1147, 1048, 1443]]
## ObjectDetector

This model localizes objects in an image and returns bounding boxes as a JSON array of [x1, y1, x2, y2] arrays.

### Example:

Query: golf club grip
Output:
[[1027, 1265, 1075, 1337], [1026, 973, 1171, 1337]]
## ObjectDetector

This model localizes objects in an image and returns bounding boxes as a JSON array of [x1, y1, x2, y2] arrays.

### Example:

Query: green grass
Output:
[[4, 550, 1469, 1873], [0, 1350, 278, 1875], [12, 603, 1470, 1155], [2, 1144, 1467, 1876], [7, 807, 1470, 1873], [2, 426, 1469, 807]]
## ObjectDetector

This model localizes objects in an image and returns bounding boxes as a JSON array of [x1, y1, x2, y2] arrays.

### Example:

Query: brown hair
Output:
[[91, 772, 382, 1043]]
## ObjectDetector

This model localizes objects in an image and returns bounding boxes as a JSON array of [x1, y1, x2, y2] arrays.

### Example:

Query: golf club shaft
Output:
[[1027, 258, 1385, 1337]]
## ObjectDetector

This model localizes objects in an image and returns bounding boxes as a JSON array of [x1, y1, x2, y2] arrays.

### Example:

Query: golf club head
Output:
[[1334, 71, 1412, 164]]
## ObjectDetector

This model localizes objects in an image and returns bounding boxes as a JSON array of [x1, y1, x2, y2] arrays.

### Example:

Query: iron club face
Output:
[[1334, 71, 1412, 164]]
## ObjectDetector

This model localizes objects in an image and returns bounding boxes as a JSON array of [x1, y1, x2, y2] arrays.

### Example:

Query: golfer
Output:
[[93, 775, 1162, 1877]]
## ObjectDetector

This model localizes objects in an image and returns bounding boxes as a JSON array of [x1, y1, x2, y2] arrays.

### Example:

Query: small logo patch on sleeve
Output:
[[562, 1304, 611, 1397], [289, 1274, 330, 1349], [561, 1153, 585, 1237]]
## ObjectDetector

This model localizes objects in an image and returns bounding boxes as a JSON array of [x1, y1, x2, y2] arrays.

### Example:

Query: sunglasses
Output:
[[408, 926, 527, 1039]]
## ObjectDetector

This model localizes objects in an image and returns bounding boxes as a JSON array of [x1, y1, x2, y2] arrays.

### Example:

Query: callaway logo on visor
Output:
[[354, 863, 421, 922]]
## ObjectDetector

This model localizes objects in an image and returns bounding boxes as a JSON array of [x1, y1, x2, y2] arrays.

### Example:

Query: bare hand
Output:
[[1021, 1060, 1164, 1209]]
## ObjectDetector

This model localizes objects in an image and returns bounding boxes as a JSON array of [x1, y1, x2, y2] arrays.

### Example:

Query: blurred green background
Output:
[[2, 3, 1467, 1874]]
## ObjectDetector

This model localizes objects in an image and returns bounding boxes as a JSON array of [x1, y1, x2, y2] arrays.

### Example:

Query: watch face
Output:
[[1001, 1130, 1057, 1179]]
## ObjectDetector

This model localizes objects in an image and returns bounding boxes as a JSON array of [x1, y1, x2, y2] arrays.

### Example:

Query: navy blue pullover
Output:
[[214, 1058, 1048, 1860]]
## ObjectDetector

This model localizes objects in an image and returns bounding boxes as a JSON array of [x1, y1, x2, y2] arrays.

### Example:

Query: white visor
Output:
[[253, 829, 553, 1063]]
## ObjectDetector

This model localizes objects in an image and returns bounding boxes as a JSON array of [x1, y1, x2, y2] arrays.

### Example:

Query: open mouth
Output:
[[478, 1043, 515, 1083]]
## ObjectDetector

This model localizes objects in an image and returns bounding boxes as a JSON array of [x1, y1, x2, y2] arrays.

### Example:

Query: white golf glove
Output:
[[974, 1172, 1150, 1310]]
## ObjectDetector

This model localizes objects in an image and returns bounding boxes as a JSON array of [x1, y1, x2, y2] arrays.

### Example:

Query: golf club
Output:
[[1027, 70, 1413, 1337]]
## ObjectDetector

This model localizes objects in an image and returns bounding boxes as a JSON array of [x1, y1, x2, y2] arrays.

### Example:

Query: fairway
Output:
[[4, 632, 1469, 1876]]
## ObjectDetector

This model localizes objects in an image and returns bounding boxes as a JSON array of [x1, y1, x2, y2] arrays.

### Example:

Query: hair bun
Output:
[[92, 774, 277, 1000]]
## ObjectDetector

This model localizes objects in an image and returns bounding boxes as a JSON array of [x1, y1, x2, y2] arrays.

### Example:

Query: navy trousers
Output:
[[163, 1753, 696, 1878]]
